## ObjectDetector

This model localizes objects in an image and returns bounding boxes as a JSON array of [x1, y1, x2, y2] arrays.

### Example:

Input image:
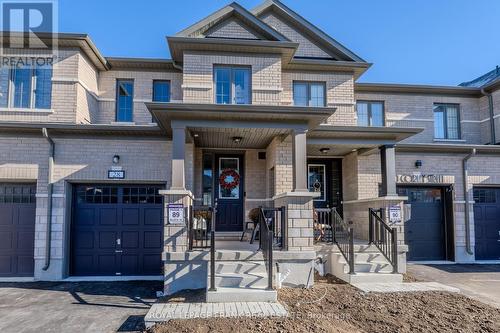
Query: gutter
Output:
[[481, 88, 496, 144], [462, 148, 476, 256], [42, 128, 55, 271]]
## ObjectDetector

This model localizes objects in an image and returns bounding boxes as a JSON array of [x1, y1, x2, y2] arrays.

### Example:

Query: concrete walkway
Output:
[[408, 263, 500, 309], [352, 282, 460, 293], [145, 301, 288, 328]]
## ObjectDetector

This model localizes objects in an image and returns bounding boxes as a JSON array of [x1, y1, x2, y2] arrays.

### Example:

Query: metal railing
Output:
[[259, 208, 274, 290], [314, 208, 334, 243], [331, 208, 355, 275], [208, 201, 218, 292], [369, 208, 398, 273], [261, 207, 287, 250], [188, 206, 213, 250]]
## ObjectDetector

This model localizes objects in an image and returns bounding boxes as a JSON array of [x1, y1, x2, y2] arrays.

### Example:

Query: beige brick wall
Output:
[[355, 91, 483, 144], [98, 69, 182, 124], [266, 135, 293, 196], [205, 19, 261, 39], [182, 51, 282, 105]]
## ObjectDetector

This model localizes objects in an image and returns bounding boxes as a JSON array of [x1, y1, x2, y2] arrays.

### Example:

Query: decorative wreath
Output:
[[219, 169, 240, 190]]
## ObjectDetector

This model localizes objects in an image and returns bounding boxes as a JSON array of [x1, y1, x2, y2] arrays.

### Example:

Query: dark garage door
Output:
[[398, 187, 446, 261], [0, 184, 36, 277], [71, 185, 164, 276], [473, 188, 500, 260]]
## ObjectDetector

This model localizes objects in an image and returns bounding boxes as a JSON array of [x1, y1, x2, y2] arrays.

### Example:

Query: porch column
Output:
[[380, 144, 397, 196], [171, 124, 186, 190], [292, 128, 308, 192]]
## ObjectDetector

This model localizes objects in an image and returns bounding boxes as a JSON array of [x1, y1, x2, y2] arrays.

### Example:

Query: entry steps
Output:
[[318, 243, 403, 284], [206, 250, 277, 303]]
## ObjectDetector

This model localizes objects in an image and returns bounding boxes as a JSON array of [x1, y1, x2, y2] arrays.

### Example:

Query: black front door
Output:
[[307, 159, 342, 213], [215, 155, 244, 232], [473, 187, 500, 260], [71, 185, 164, 276]]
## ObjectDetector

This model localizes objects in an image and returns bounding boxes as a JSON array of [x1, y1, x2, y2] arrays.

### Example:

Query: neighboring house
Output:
[[0, 0, 499, 300]]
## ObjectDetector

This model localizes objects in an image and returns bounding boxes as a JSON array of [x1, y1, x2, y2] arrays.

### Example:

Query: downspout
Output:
[[462, 148, 476, 255], [42, 128, 54, 271], [171, 60, 183, 72], [481, 88, 496, 144]]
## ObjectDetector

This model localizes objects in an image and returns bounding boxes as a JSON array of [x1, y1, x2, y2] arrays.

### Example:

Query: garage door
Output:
[[473, 188, 500, 260], [398, 187, 446, 261], [71, 185, 164, 276], [0, 184, 36, 277]]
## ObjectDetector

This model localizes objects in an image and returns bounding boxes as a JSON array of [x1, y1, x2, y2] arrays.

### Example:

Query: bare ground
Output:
[[147, 275, 500, 333]]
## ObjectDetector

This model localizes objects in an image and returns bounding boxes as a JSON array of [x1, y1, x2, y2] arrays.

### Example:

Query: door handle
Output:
[[116, 238, 121, 245], [115, 250, 123, 253]]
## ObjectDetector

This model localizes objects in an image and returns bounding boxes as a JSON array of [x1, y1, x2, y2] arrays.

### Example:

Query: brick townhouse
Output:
[[0, 0, 499, 301]]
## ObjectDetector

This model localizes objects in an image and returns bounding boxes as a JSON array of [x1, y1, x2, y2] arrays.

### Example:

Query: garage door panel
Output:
[[71, 185, 163, 276], [100, 208, 118, 225], [473, 188, 500, 260], [0, 184, 35, 277], [122, 208, 140, 225], [144, 208, 162, 225], [143, 254, 161, 274]]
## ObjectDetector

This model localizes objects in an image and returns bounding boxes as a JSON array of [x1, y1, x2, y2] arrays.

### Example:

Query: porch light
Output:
[[415, 160, 423, 168], [232, 136, 243, 143], [193, 133, 199, 138], [112, 155, 120, 164], [319, 147, 330, 154]]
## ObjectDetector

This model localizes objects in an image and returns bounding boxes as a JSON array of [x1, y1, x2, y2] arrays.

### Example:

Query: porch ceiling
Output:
[[189, 127, 289, 149], [146, 102, 334, 138]]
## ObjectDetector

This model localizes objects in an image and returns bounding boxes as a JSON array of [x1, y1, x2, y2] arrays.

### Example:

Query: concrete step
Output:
[[346, 272, 403, 284], [206, 287, 277, 303], [214, 250, 264, 261], [210, 272, 269, 288], [215, 261, 267, 275]]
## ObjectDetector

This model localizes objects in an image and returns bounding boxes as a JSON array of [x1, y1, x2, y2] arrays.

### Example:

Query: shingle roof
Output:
[[459, 66, 500, 88]]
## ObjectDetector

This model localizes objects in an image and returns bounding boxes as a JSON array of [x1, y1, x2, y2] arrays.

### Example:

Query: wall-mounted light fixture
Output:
[[319, 147, 330, 154], [415, 160, 423, 168], [112, 155, 120, 164], [232, 136, 243, 143], [193, 133, 199, 138]]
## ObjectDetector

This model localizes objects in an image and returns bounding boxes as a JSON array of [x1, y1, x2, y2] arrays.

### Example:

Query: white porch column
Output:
[[292, 128, 308, 192], [380, 144, 397, 197], [171, 124, 186, 190]]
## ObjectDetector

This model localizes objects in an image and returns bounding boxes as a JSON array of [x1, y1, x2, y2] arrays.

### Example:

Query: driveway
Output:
[[407, 264, 500, 309], [0, 281, 162, 333]]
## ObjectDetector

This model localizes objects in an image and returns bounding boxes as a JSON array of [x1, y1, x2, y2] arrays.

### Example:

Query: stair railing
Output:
[[259, 207, 274, 290], [208, 200, 218, 292], [261, 206, 287, 250], [331, 208, 355, 275], [368, 208, 399, 274], [188, 206, 212, 250]]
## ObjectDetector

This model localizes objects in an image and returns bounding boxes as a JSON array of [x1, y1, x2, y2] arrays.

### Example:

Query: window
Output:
[[214, 66, 251, 104], [0, 65, 52, 109], [116, 79, 134, 122], [152, 80, 170, 102], [219, 158, 240, 199], [293, 82, 325, 107], [434, 104, 460, 139], [308, 164, 326, 201], [356, 101, 384, 126], [202, 153, 214, 206], [473, 188, 497, 204]]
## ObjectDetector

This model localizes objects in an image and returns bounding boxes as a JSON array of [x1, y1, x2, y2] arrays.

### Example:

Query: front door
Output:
[[215, 155, 244, 232]]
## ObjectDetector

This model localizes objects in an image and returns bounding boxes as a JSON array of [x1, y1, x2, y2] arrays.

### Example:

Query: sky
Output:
[[58, 0, 500, 86]]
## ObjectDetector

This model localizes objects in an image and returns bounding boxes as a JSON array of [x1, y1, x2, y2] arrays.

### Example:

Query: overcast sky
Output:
[[59, 0, 500, 86]]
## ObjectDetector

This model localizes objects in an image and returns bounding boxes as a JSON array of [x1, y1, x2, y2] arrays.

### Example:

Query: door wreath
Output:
[[219, 169, 240, 190]]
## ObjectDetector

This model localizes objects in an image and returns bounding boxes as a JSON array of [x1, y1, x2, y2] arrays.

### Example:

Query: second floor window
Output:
[[116, 79, 134, 122], [0, 65, 52, 109], [357, 101, 384, 127], [214, 66, 251, 105], [293, 82, 325, 107], [152, 80, 170, 102], [434, 103, 460, 139]]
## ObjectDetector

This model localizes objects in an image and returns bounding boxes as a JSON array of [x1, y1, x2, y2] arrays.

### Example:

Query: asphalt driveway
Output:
[[0, 281, 162, 333], [407, 264, 500, 309]]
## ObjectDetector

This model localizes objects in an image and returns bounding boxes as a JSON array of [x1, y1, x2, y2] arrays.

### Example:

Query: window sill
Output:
[[433, 139, 466, 143], [110, 121, 136, 126], [0, 107, 54, 114]]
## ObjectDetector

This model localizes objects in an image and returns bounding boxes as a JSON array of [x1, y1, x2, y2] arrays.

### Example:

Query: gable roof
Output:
[[252, 0, 366, 62], [459, 66, 500, 89], [174, 2, 289, 42]]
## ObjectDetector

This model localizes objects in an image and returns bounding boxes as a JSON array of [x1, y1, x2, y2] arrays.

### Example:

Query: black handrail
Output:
[[259, 208, 274, 290], [314, 208, 334, 243], [261, 206, 287, 250], [369, 208, 399, 273], [330, 208, 355, 275], [188, 206, 212, 250], [208, 201, 218, 292]]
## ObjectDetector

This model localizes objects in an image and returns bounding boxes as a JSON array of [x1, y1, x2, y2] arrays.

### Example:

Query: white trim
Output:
[[433, 139, 467, 143], [182, 84, 212, 90], [461, 120, 483, 124], [252, 86, 283, 92], [245, 198, 272, 202], [159, 189, 194, 199], [63, 275, 163, 282], [0, 277, 35, 282], [387, 118, 434, 122], [35, 193, 64, 198], [272, 191, 320, 200], [308, 163, 326, 202], [0, 107, 54, 113]]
